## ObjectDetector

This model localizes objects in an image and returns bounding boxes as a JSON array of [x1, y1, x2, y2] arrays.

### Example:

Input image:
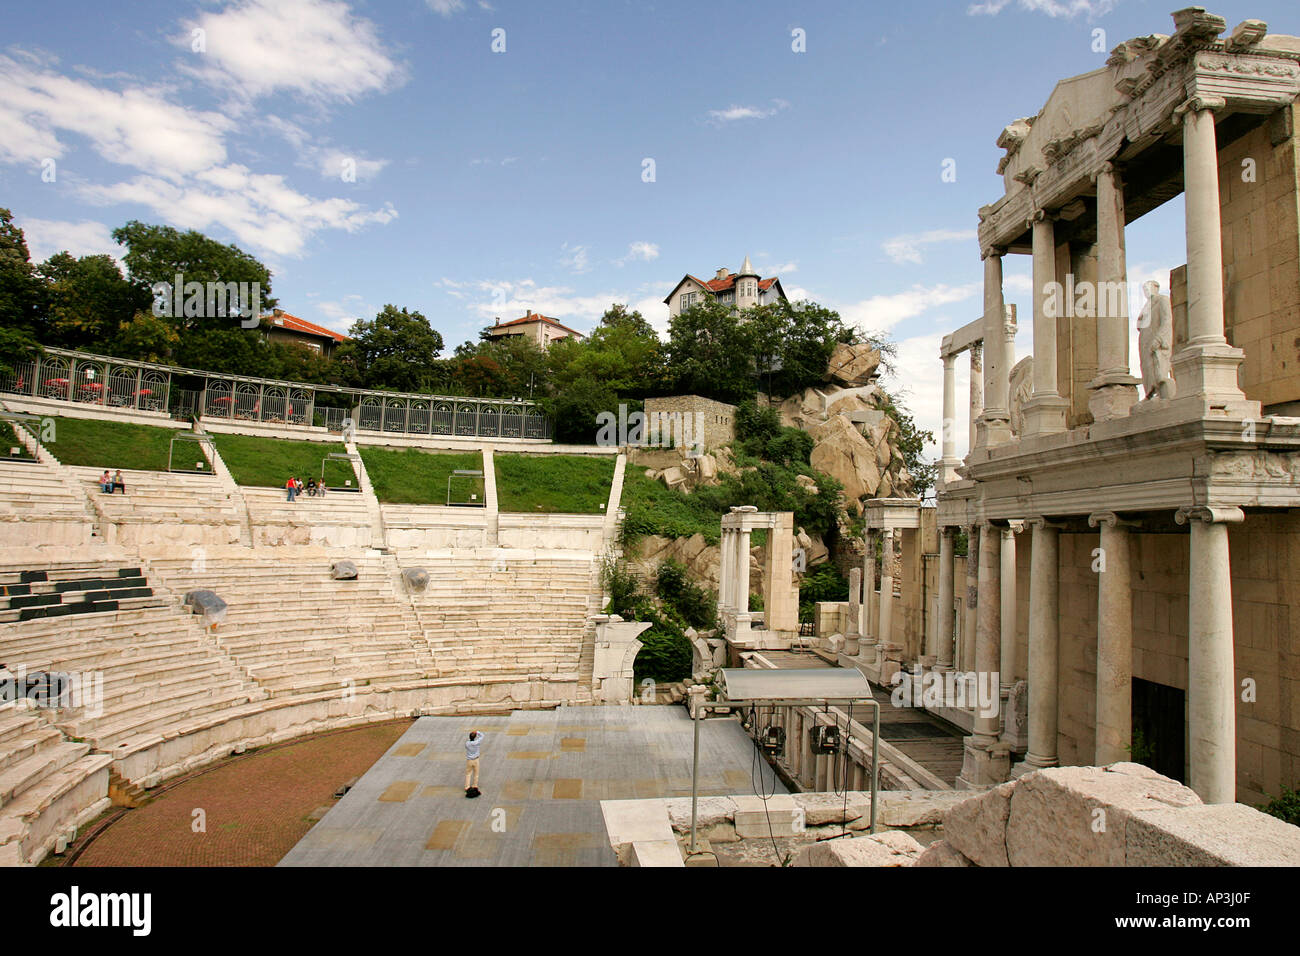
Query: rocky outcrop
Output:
[[807, 411, 913, 512], [634, 446, 736, 495], [825, 342, 883, 387]]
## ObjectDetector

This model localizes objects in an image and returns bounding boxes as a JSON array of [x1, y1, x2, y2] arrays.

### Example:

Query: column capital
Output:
[[1175, 505, 1245, 526], [1092, 160, 1121, 181], [980, 247, 1006, 261], [1026, 208, 1056, 230], [1024, 515, 1068, 531], [1175, 95, 1227, 118], [1087, 511, 1141, 530], [942, 350, 956, 368], [1001, 520, 1025, 538]]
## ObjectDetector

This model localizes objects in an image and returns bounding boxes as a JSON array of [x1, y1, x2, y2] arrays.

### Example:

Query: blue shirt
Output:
[[465, 733, 484, 759]]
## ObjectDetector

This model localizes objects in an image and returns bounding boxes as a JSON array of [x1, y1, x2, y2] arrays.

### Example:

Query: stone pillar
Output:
[[940, 351, 959, 486], [999, 523, 1021, 693], [1023, 213, 1068, 435], [973, 523, 1002, 739], [763, 513, 798, 634], [968, 344, 983, 455], [861, 531, 876, 645], [1089, 512, 1135, 766], [1003, 304, 1017, 428], [735, 528, 752, 636], [957, 522, 1010, 789], [1088, 162, 1140, 420], [1017, 517, 1061, 774], [845, 567, 862, 656], [1176, 506, 1243, 804], [718, 528, 734, 616], [1169, 97, 1252, 415], [977, 252, 1011, 446], [962, 525, 980, 672], [936, 527, 956, 671], [877, 529, 895, 648]]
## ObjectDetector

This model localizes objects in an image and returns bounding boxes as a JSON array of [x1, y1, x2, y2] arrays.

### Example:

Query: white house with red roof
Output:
[[261, 309, 348, 358], [484, 311, 586, 348], [663, 255, 787, 318]]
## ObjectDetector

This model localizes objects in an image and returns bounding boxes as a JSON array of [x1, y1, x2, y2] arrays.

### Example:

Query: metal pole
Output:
[[690, 701, 701, 854], [870, 700, 879, 834]]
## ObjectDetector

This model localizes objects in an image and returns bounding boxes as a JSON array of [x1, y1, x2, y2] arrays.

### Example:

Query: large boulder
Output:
[[792, 830, 922, 867], [1123, 802, 1300, 866], [810, 415, 882, 503], [330, 560, 359, 580], [826, 343, 883, 387], [183, 589, 227, 628]]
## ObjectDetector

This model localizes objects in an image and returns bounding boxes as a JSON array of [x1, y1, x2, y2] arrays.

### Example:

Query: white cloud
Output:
[[180, 0, 404, 103], [561, 243, 591, 274], [969, 0, 1117, 17], [18, 218, 122, 266], [882, 229, 977, 265], [77, 165, 398, 258], [616, 241, 660, 265], [839, 282, 981, 333], [0, 54, 231, 176], [771, 261, 798, 274], [426, 0, 466, 14], [706, 99, 789, 124], [443, 278, 673, 336], [306, 292, 374, 333]]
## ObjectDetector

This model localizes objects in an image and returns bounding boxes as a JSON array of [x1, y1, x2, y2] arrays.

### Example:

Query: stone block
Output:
[[1125, 803, 1300, 866], [1005, 763, 1201, 867], [943, 780, 1014, 866], [629, 840, 684, 867], [733, 794, 798, 838], [330, 560, 358, 580], [914, 840, 975, 867], [792, 791, 866, 827], [792, 830, 922, 867]]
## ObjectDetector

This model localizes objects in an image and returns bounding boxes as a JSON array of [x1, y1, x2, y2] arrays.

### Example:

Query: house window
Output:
[[680, 292, 697, 310], [718, 291, 733, 304]]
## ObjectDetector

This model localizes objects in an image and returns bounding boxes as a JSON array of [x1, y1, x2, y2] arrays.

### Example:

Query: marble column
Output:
[[877, 529, 895, 648], [845, 567, 862, 655], [718, 528, 734, 617], [1088, 162, 1140, 420], [968, 344, 983, 455], [1090, 512, 1134, 766], [973, 522, 1002, 739], [1018, 517, 1061, 774], [937, 527, 956, 671], [1003, 304, 1017, 430], [999, 523, 1021, 693], [1168, 96, 1251, 414], [1024, 212, 1068, 435], [962, 525, 980, 672], [940, 351, 959, 486], [1176, 505, 1243, 804], [978, 252, 1011, 446], [736, 529, 752, 618], [862, 531, 877, 646]]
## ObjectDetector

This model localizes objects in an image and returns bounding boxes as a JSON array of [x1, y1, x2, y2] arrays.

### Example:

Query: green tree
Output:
[[664, 299, 755, 403], [39, 252, 150, 350], [336, 305, 445, 392], [0, 209, 47, 343], [112, 220, 276, 327]]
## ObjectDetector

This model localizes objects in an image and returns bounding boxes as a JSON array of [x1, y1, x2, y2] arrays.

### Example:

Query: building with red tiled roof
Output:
[[261, 309, 348, 358], [484, 312, 586, 348], [663, 255, 787, 318]]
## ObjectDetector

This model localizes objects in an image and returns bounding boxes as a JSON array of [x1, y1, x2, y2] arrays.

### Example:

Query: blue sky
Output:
[[3, 0, 1297, 458]]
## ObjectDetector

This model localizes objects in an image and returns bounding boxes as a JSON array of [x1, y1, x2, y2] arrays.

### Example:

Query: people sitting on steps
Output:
[[99, 470, 112, 493]]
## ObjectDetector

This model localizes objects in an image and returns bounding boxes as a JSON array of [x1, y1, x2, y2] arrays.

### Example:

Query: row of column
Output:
[[856, 529, 895, 649], [945, 96, 1244, 457], [933, 506, 1240, 803], [717, 524, 752, 638]]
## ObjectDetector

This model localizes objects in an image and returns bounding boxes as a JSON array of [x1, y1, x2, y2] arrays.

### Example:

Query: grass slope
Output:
[[39, 416, 178, 471], [494, 453, 614, 514], [359, 446, 483, 505], [211, 433, 352, 488]]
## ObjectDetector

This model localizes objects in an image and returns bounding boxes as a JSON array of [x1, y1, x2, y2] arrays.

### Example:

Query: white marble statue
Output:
[[1137, 280, 1175, 400]]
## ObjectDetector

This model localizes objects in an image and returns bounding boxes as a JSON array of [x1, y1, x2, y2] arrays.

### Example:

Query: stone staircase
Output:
[[240, 486, 375, 548], [400, 550, 597, 685], [145, 551, 433, 699], [0, 458, 96, 548], [67, 466, 243, 548], [0, 698, 112, 866]]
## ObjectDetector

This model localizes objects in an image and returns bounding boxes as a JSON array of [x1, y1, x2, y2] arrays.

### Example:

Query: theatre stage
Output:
[[278, 705, 785, 866]]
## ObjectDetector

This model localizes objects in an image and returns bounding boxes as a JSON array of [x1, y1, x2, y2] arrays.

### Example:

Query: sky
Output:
[[3, 0, 1298, 462]]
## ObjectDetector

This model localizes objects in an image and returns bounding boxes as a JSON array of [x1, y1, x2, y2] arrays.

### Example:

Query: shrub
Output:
[[798, 562, 849, 623], [654, 559, 717, 631], [1263, 786, 1300, 827]]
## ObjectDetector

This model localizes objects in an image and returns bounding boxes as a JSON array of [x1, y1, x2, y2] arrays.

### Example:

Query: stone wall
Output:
[[1053, 512, 1300, 807], [1217, 103, 1300, 411], [643, 395, 736, 452]]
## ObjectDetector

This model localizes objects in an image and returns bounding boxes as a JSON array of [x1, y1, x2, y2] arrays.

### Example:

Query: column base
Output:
[[1086, 378, 1140, 421], [976, 412, 1013, 448], [1021, 394, 1069, 436], [955, 735, 1012, 790], [1168, 343, 1260, 419]]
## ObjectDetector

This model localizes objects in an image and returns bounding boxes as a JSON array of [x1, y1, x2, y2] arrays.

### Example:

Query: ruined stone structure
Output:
[[642, 395, 736, 452], [717, 508, 798, 652], [914, 9, 1300, 806]]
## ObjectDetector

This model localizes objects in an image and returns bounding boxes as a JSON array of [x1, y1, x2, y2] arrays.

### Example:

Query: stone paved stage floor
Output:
[[279, 706, 785, 867]]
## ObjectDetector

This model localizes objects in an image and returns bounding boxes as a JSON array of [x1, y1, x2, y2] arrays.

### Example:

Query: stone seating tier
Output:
[[68, 467, 241, 525]]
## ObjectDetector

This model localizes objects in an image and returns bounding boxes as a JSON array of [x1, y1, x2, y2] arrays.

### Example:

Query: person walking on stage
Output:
[[465, 729, 485, 798]]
